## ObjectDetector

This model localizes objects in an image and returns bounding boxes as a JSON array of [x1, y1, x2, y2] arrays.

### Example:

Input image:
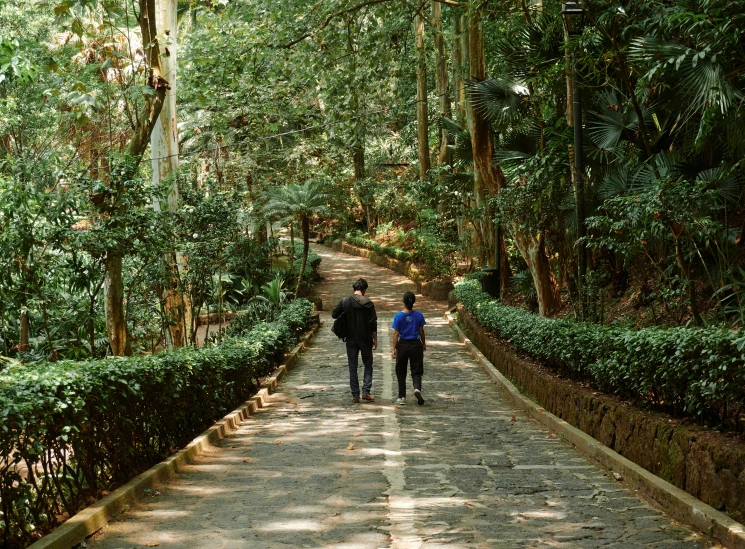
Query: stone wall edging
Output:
[[448, 307, 745, 549], [322, 240, 454, 300], [29, 323, 320, 549]]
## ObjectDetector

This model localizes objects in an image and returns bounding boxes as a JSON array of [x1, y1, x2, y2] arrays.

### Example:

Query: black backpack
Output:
[[331, 298, 348, 341]]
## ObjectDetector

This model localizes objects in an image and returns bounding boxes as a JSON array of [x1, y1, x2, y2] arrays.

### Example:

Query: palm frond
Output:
[[492, 13, 563, 79], [465, 77, 529, 127], [629, 36, 742, 114], [598, 166, 632, 200]]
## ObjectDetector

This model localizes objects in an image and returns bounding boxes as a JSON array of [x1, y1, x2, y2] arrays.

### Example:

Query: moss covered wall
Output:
[[457, 305, 745, 523]]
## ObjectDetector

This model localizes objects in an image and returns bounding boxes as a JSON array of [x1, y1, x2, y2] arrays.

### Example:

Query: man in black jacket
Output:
[[332, 278, 378, 403]]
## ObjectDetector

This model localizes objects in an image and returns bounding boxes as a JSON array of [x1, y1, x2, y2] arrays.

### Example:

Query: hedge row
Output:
[[344, 232, 415, 262], [0, 300, 313, 548], [455, 280, 745, 428]]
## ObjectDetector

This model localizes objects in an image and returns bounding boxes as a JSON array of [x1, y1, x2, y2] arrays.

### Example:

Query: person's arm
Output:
[[331, 298, 345, 319], [418, 326, 426, 351], [370, 303, 378, 350], [391, 330, 399, 358]]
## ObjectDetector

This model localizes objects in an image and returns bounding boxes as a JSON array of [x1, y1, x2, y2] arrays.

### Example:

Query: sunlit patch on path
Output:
[[88, 245, 712, 549]]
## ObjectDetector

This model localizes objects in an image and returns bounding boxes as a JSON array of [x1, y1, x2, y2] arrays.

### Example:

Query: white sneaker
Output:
[[414, 389, 424, 406], [396, 397, 407, 405]]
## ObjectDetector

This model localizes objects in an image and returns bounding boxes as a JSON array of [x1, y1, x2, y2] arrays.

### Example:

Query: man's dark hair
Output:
[[352, 278, 369, 292]]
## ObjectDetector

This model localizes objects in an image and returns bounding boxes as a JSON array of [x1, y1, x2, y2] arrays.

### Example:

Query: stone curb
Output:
[[29, 323, 320, 549], [446, 310, 745, 549]]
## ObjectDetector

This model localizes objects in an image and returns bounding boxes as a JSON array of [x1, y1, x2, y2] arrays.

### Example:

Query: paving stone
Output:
[[88, 245, 717, 548]]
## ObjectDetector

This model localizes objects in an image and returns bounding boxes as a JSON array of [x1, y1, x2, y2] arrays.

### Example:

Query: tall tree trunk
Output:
[[348, 24, 372, 231], [18, 308, 29, 352], [295, 217, 311, 298], [674, 234, 703, 326], [432, 1, 451, 167], [152, 0, 192, 348], [102, 0, 167, 356], [104, 252, 130, 356], [513, 230, 561, 316], [353, 144, 365, 180], [466, 12, 498, 267], [415, 10, 430, 182], [453, 15, 467, 124], [452, 15, 467, 241]]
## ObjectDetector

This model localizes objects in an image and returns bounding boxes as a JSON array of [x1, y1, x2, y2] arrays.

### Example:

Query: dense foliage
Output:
[[456, 279, 745, 430], [0, 299, 313, 547]]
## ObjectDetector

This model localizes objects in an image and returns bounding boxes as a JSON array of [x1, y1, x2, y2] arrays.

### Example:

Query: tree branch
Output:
[[278, 0, 393, 49]]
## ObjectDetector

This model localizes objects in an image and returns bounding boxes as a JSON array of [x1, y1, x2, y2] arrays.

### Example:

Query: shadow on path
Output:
[[88, 245, 713, 549]]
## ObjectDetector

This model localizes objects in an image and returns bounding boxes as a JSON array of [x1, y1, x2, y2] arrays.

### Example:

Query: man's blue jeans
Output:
[[346, 340, 373, 397]]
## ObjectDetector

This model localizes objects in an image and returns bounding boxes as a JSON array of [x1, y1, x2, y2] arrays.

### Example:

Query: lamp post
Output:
[[561, 1, 587, 316]]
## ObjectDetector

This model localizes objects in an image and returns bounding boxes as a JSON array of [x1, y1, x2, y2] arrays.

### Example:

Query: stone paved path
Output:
[[89, 245, 715, 549]]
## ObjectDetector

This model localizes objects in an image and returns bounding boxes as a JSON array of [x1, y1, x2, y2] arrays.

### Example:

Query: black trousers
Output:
[[395, 339, 423, 398]]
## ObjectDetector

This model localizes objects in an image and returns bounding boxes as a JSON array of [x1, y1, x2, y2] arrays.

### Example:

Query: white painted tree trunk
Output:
[[152, 0, 192, 348]]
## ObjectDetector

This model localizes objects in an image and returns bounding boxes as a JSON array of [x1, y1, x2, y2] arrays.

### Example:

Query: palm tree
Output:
[[262, 181, 332, 297]]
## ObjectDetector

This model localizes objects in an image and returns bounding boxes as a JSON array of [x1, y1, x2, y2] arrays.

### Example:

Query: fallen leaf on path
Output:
[[612, 472, 623, 481], [547, 433, 556, 438], [510, 416, 516, 422], [275, 439, 284, 444], [147, 543, 160, 547], [347, 443, 355, 450], [242, 459, 250, 463]]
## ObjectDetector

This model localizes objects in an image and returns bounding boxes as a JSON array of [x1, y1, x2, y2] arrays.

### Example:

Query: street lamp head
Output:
[[561, 1, 585, 36]]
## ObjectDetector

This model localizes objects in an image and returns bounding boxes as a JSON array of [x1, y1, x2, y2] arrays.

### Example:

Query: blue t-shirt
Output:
[[392, 310, 426, 340]]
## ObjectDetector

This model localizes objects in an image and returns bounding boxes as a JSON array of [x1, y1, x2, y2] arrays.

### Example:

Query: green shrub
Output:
[[0, 301, 313, 547], [345, 231, 414, 262], [455, 279, 745, 428], [292, 243, 322, 278]]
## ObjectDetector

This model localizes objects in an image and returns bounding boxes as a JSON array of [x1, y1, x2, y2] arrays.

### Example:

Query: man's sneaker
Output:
[[352, 396, 360, 403], [395, 397, 406, 405], [362, 393, 375, 401], [414, 389, 425, 406]]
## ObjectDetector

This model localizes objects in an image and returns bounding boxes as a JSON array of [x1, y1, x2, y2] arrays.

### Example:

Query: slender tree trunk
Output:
[[152, 0, 192, 348], [18, 308, 29, 352], [100, 0, 166, 356], [353, 145, 365, 180], [295, 217, 311, 298], [415, 10, 430, 182], [104, 251, 130, 356], [466, 12, 498, 267], [89, 293, 96, 358], [674, 235, 703, 326], [453, 15, 467, 124], [513, 229, 561, 316], [451, 15, 468, 242], [432, 1, 451, 167]]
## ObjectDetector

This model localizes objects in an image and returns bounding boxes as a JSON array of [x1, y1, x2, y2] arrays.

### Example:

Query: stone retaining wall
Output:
[[323, 240, 454, 301], [457, 305, 745, 523]]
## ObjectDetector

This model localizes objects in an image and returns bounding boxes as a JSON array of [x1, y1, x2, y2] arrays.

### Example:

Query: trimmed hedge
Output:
[[455, 279, 745, 428], [345, 232, 414, 262], [0, 300, 313, 548]]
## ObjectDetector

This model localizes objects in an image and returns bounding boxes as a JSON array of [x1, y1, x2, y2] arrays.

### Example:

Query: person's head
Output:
[[352, 278, 368, 294], [403, 291, 416, 310]]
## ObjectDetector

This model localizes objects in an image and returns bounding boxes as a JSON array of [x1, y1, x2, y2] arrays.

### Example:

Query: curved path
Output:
[[89, 245, 712, 549]]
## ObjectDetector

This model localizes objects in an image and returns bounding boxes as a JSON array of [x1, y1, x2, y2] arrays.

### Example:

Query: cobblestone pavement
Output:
[[89, 245, 716, 549]]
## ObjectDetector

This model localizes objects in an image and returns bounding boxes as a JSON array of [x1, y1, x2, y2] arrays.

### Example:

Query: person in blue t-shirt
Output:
[[391, 291, 426, 405]]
